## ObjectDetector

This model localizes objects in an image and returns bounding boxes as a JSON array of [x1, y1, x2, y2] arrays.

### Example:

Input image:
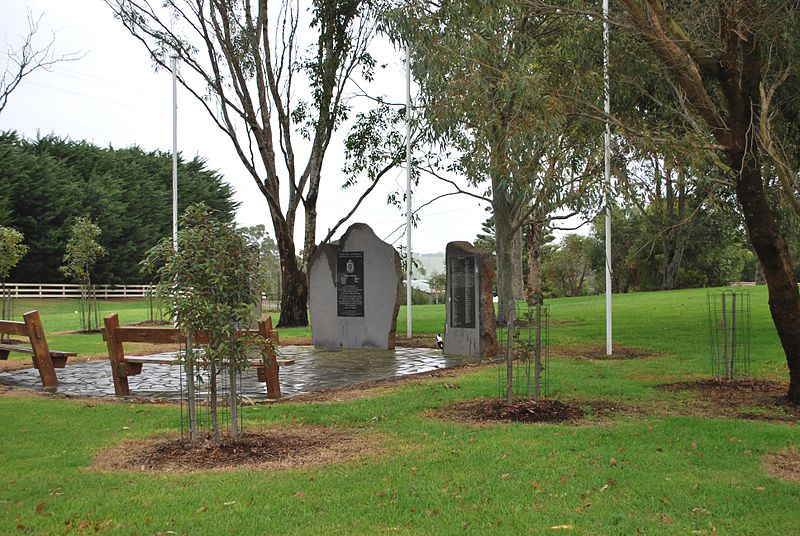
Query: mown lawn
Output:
[[1, 286, 798, 534]]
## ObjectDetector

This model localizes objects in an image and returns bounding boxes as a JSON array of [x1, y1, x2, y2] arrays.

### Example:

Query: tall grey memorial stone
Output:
[[444, 241, 498, 356], [309, 223, 402, 350]]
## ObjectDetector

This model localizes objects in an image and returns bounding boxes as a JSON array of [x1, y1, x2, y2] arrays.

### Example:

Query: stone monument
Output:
[[308, 223, 402, 350], [444, 241, 498, 356]]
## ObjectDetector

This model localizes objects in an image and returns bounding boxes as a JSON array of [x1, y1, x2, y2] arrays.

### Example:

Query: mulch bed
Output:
[[655, 378, 799, 422], [434, 398, 585, 424], [551, 344, 660, 360], [92, 426, 383, 473]]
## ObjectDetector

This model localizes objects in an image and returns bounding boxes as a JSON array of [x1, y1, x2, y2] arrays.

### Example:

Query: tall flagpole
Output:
[[406, 46, 413, 338], [603, 0, 613, 356], [171, 55, 179, 251]]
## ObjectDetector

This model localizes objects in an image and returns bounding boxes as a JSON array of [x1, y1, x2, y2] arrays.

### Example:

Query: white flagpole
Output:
[[603, 0, 613, 356], [406, 46, 413, 338], [171, 55, 179, 252]]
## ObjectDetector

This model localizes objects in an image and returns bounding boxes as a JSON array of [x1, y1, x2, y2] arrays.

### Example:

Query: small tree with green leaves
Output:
[[143, 203, 262, 445], [0, 226, 28, 328], [60, 217, 106, 331], [427, 271, 446, 305]]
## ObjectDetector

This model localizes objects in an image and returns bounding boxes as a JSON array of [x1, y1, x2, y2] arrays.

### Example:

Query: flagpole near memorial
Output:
[[603, 0, 613, 356], [171, 54, 178, 251], [405, 46, 413, 337]]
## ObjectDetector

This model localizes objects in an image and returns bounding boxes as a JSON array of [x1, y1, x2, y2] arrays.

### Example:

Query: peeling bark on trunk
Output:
[[494, 187, 516, 325], [272, 213, 308, 327], [525, 220, 543, 307], [511, 229, 524, 300]]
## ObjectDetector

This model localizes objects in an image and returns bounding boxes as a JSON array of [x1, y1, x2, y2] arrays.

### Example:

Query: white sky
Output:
[[0, 0, 491, 254]]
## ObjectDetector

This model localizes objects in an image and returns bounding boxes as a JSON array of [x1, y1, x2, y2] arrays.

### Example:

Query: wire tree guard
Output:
[[497, 302, 550, 402], [707, 290, 751, 380], [178, 335, 249, 444]]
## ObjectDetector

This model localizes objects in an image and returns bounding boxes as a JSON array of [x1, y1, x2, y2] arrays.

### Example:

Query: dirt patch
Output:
[[655, 379, 799, 422], [91, 425, 384, 473], [763, 448, 800, 484], [551, 344, 660, 360], [432, 398, 585, 424]]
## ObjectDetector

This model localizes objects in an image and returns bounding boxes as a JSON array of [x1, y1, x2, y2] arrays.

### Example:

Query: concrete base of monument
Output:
[[0, 346, 487, 400]]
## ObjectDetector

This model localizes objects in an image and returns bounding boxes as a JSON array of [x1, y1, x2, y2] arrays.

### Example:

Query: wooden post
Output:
[[103, 314, 130, 396], [259, 317, 281, 399], [23, 310, 58, 391]]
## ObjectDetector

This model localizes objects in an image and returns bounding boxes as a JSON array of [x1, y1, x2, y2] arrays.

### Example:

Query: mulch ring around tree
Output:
[[551, 344, 661, 360], [91, 425, 385, 473], [428, 398, 623, 424], [655, 379, 800, 423]]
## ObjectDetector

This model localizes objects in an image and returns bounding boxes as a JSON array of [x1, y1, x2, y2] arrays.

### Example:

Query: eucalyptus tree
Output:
[[604, 0, 800, 402], [105, 0, 385, 326], [391, 1, 603, 322]]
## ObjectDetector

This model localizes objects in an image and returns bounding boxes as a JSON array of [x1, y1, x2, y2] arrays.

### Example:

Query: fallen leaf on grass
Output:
[[501, 473, 511, 480], [196, 506, 207, 513], [753, 486, 766, 491], [35, 502, 45, 513]]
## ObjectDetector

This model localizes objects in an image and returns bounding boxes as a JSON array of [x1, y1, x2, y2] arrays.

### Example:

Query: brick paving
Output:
[[0, 346, 488, 400]]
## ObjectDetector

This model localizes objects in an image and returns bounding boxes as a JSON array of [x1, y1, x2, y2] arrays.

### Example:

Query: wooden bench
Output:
[[0, 310, 77, 391], [102, 313, 293, 399]]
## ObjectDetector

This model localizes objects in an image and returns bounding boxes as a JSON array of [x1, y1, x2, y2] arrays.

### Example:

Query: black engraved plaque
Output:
[[449, 255, 475, 328], [337, 251, 365, 317]]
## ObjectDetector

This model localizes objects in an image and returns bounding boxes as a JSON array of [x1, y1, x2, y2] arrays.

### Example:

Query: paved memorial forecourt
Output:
[[0, 346, 488, 399]]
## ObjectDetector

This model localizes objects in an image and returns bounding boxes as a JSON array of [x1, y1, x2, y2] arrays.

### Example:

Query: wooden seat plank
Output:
[[122, 355, 178, 365], [0, 321, 30, 337], [0, 343, 33, 353]]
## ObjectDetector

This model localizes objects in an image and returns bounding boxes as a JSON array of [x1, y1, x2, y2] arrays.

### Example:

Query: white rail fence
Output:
[[2, 284, 282, 308], [2, 283, 153, 299]]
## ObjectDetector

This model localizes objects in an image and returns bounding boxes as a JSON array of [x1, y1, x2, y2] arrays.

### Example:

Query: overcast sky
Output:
[[0, 0, 491, 255]]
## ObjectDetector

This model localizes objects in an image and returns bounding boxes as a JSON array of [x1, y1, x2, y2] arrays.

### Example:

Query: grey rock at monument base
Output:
[[308, 223, 401, 350], [443, 241, 498, 357]]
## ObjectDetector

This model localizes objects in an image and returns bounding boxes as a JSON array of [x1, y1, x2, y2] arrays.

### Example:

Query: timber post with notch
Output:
[[102, 313, 292, 399], [0, 310, 77, 392]]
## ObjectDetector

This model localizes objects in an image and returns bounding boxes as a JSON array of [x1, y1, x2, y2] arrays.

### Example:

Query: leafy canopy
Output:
[[143, 203, 262, 372], [0, 226, 27, 281]]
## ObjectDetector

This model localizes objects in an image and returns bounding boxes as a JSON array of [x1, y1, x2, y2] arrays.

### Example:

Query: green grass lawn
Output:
[[1, 287, 798, 534]]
